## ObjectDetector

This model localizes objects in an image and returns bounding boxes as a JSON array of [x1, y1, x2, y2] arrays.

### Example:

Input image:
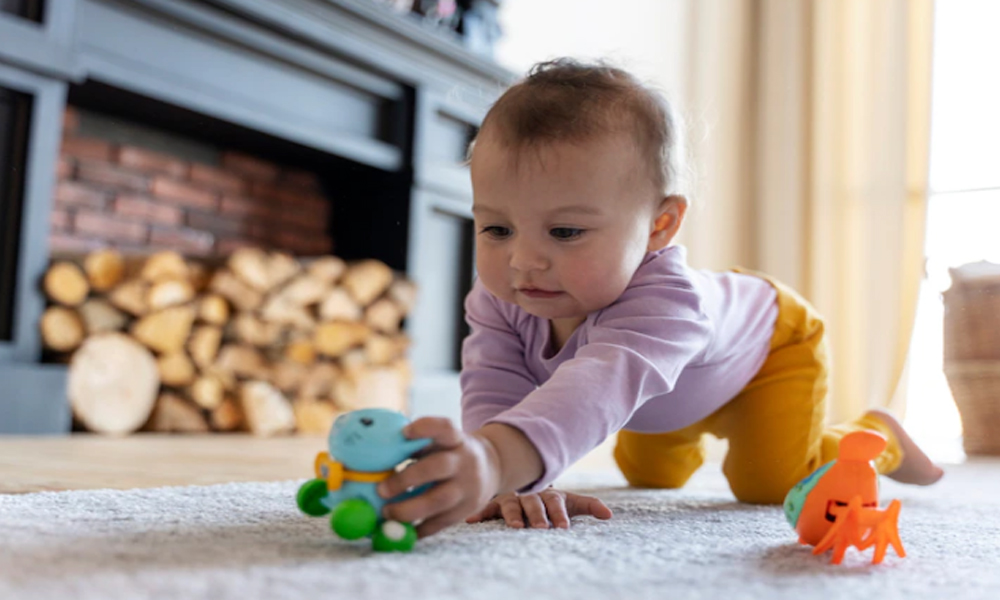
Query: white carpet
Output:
[[2, 461, 999, 600]]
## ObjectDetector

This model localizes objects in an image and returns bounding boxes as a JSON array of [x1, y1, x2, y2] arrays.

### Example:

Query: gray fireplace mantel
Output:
[[0, 0, 512, 433]]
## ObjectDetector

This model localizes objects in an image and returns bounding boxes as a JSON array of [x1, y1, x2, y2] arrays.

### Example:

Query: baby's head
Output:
[[469, 58, 688, 324]]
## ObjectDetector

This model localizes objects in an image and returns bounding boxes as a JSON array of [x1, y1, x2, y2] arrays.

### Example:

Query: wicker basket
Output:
[[942, 261, 1000, 456], [943, 361, 1000, 455]]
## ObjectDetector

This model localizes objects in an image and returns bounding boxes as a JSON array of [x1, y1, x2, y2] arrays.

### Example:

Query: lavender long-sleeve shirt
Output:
[[460, 245, 779, 493]]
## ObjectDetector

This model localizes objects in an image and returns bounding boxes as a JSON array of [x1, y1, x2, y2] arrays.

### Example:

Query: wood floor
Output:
[[0, 434, 327, 494], [0, 433, 669, 495]]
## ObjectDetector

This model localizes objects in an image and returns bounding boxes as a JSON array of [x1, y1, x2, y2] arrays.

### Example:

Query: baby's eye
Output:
[[550, 227, 584, 240], [479, 225, 512, 239]]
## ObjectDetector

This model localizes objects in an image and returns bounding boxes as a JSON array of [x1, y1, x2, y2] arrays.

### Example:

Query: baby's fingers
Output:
[[383, 480, 462, 525], [498, 494, 526, 528], [403, 417, 463, 451], [540, 491, 570, 529], [565, 492, 613, 520], [378, 451, 458, 500], [466, 500, 500, 524]]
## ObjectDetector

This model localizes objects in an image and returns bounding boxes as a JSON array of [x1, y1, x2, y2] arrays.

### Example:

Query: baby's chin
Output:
[[514, 298, 590, 321]]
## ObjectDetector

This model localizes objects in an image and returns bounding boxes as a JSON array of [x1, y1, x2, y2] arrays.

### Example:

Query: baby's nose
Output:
[[509, 242, 548, 271]]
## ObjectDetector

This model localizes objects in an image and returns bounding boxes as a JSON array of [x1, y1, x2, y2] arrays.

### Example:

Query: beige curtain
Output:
[[679, 0, 935, 423]]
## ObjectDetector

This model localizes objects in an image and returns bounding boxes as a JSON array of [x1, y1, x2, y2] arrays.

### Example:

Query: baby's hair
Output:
[[470, 58, 686, 198]]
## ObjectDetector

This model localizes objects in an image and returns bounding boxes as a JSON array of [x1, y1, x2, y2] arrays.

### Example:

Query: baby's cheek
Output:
[[566, 259, 630, 308]]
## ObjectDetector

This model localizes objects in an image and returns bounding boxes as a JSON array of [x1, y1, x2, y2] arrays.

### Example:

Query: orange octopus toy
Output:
[[783, 430, 906, 565]]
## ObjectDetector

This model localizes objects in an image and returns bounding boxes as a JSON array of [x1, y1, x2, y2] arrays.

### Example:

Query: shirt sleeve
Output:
[[483, 273, 714, 493], [459, 280, 539, 433]]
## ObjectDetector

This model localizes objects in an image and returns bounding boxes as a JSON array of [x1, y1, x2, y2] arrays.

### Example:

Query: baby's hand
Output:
[[466, 488, 612, 529], [378, 417, 502, 538]]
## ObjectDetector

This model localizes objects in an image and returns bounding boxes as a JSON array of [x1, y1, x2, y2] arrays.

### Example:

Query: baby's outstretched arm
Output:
[[378, 417, 544, 538], [467, 489, 612, 529]]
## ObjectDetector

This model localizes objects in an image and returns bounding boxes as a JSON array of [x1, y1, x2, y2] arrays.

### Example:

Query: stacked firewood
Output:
[[40, 247, 417, 436]]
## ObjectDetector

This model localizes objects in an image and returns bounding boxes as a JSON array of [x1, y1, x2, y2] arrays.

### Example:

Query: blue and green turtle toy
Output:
[[296, 408, 431, 552]]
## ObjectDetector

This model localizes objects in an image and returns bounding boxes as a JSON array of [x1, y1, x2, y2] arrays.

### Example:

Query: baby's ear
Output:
[[647, 195, 688, 251]]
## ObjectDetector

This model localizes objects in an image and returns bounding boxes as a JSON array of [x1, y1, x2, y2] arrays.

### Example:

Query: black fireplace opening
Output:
[[0, 0, 45, 22], [0, 86, 32, 343]]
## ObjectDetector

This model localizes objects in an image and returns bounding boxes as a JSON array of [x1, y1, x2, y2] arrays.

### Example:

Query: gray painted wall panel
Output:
[[0, 363, 71, 433], [76, 0, 403, 170], [0, 63, 67, 364]]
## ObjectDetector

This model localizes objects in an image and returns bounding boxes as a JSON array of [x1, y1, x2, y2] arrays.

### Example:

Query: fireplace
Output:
[[52, 104, 336, 259], [0, 0, 511, 433]]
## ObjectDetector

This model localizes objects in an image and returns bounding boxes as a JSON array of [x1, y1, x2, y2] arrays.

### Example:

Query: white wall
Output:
[[495, 0, 691, 101]]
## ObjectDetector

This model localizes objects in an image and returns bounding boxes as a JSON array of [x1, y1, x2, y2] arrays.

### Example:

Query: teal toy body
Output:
[[296, 408, 431, 552]]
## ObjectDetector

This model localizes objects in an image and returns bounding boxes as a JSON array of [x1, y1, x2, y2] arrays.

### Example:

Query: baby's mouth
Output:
[[517, 287, 563, 299]]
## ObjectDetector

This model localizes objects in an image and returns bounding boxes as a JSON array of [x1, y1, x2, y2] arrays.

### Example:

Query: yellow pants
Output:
[[614, 270, 903, 504]]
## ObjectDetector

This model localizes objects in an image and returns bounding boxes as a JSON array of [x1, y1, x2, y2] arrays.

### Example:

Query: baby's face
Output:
[[470, 132, 658, 323]]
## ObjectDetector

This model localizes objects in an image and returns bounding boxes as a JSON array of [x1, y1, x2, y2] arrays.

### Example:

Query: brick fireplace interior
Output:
[[56, 81, 414, 272]]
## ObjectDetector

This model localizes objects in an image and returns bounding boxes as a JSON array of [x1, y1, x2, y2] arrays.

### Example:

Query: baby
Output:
[[377, 58, 943, 537]]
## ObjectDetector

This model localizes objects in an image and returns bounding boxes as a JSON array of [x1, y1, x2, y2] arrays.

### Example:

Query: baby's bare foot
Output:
[[866, 408, 944, 485]]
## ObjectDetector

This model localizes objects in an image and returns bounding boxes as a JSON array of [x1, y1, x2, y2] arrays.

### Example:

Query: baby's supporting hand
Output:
[[377, 417, 503, 538], [466, 489, 612, 529]]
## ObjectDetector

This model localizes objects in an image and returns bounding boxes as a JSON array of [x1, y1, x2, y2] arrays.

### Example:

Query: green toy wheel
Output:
[[372, 520, 418, 552], [297, 479, 331, 517], [331, 499, 378, 540]]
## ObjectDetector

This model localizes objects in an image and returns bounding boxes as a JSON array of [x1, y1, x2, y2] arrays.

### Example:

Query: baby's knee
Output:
[[614, 443, 702, 489], [724, 463, 807, 505], [728, 480, 789, 504]]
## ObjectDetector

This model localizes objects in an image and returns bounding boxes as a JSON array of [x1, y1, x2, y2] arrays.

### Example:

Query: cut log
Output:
[[240, 380, 295, 436], [267, 252, 301, 290], [43, 261, 90, 306], [285, 339, 317, 365], [147, 392, 209, 433], [314, 321, 370, 357], [147, 279, 195, 311], [341, 259, 393, 306], [306, 256, 346, 284], [215, 344, 267, 378], [157, 351, 196, 387], [261, 295, 316, 330], [108, 279, 150, 317], [83, 248, 125, 292], [187, 261, 212, 293], [188, 325, 222, 369], [233, 312, 281, 347], [78, 299, 128, 335], [131, 305, 195, 354], [210, 397, 244, 431], [202, 365, 238, 392], [300, 361, 339, 399], [332, 364, 410, 413], [40, 306, 85, 352], [140, 250, 190, 282], [275, 274, 329, 306], [228, 247, 272, 292], [365, 298, 403, 334], [190, 375, 225, 410], [364, 334, 409, 366], [293, 399, 339, 435], [209, 270, 263, 311], [318, 288, 362, 322], [197, 294, 230, 326], [339, 348, 368, 378], [67, 333, 159, 435], [270, 359, 309, 394], [356, 364, 409, 412], [388, 279, 418, 315]]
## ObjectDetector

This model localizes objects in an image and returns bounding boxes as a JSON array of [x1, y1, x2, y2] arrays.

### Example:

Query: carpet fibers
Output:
[[2, 461, 998, 600]]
